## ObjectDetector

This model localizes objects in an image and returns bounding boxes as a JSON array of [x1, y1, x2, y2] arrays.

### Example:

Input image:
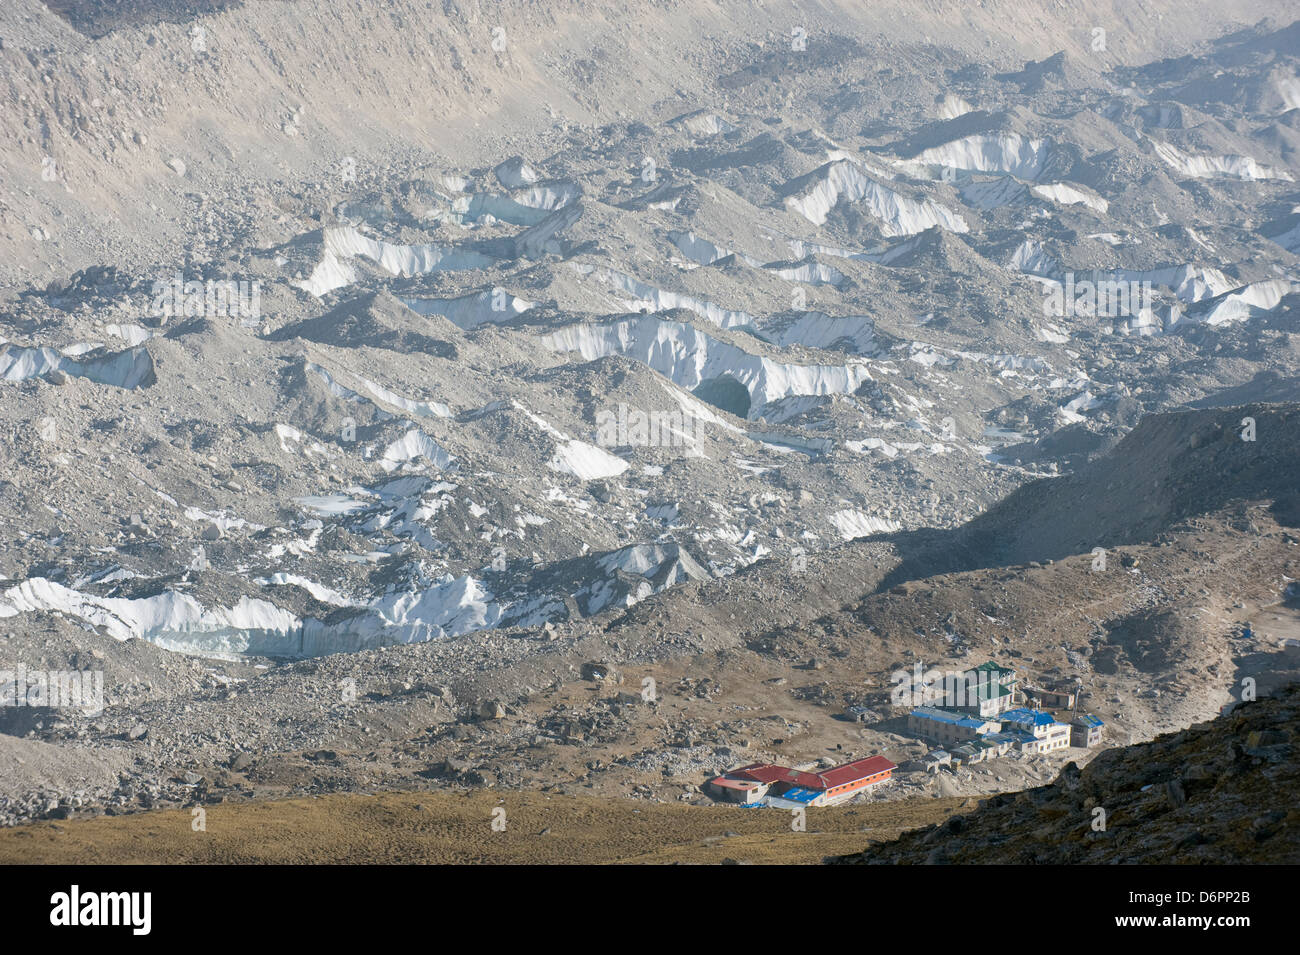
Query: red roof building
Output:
[[709, 755, 897, 806], [728, 763, 824, 789], [816, 755, 896, 789]]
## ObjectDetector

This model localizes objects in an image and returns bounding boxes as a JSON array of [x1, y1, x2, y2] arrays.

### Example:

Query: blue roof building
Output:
[[1071, 713, 1105, 748], [999, 708, 1072, 752], [999, 707, 1057, 727], [907, 706, 1002, 744], [910, 706, 991, 730], [986, 731, 1033, 745]]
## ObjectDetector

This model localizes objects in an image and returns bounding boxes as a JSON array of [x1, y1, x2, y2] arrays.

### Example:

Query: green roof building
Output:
[[953, 661, 1019, 716]]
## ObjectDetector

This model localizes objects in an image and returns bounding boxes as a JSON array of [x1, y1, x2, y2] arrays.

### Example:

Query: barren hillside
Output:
[[1, 0, 1298, 867]]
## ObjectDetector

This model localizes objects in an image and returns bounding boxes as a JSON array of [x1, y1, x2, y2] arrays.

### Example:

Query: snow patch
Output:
[[784, 161, 968, 235], [906, 133, 1053, 180], [402, 290, 533, 329], [830, 510, 901, 539], [541, 314, 874, 417], [1152, 141, 1293, 182], [0, 344, 154, 390], [296, 226, 494, 297]]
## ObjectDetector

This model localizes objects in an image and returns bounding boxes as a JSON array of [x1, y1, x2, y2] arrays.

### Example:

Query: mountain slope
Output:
[[831, 682, 1300, 864]]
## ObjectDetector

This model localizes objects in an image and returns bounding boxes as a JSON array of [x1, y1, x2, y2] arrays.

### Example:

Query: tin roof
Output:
[[911, 706, 963, 723], [1000, 707, 1057, 726], [911, 705, 993, 727], [777, 787, 822, 803], [971, 681, 1014, 700], [967, 660, 1016, 675], [726, 763, 823, 789], [817, 755, 896, 788], [722, 756, 896, 792]]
